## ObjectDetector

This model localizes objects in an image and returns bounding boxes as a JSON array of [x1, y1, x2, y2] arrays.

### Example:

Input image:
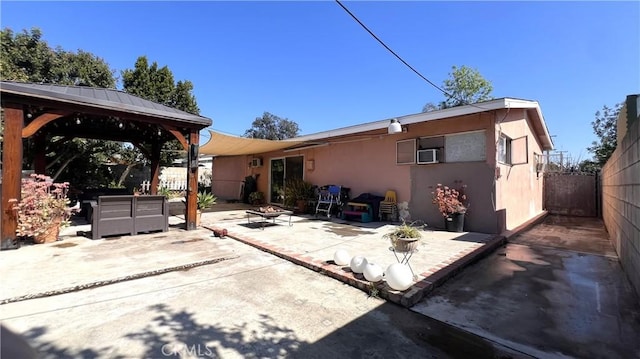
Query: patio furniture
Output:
[[79, 187, 131, 221], [246, 208, 293, 229], [315, 185, 343, 218], [91, 195, 168, 239], [342, 202, 373, 223], [349, 193, 385, 221], [389, 245, 419, 280], [379, 190, 398, 222]]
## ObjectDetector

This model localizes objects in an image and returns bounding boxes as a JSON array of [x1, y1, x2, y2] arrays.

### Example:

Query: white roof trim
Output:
[[291, 97, 553, 151]]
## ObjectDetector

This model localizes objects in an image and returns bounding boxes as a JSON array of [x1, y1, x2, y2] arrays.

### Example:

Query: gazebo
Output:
[[1, 81, 212, 249]]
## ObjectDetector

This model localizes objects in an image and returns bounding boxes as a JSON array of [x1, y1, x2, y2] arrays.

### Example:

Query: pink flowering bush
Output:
[[431, 181, 468, 217], [9, 174, 71, 238]]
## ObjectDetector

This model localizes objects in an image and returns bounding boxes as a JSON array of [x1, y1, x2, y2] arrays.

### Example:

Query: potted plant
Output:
[[183, 191, 217, 226], [383, 220, 423, 252], [284, 178, 314, 214], [249, 191, 264, 205], [9, 174, 72, 244], [198, 190, 216, 208], [431, 181, 468, 232]]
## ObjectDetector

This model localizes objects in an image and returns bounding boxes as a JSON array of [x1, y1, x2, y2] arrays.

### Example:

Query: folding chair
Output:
[[379, 190, 398, 222], [315, 185, 342, 218]]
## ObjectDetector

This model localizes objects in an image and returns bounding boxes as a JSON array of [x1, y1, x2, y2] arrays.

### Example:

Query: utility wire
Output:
[[335, 0, 486, 109]]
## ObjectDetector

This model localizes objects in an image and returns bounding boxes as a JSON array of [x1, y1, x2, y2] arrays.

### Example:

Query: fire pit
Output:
[[245, 206, 293, 229]]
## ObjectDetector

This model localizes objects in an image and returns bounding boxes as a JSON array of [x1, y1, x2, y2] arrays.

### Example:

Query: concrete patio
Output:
[[0, 203, 508, 308]]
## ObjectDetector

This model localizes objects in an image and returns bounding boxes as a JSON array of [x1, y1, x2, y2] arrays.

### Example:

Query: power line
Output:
[[335, 0, 487, 110]]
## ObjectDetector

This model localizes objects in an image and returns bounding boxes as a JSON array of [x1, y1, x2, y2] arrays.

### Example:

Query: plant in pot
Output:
[[383, 220, 423, 252], [249, 191, 264, 205], [431, 181, 468, 232], [196, 191, 217, 226], [182, 191, 217, 226], [9, 174, 72, 244], [284, 178, 314, 214]]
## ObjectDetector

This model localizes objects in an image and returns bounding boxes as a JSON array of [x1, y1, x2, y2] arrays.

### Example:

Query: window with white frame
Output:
[[417, 136, 444, 164], [498, 134, 528, 165], [497, 134, 511, 164], [396, 139, 416, 164]]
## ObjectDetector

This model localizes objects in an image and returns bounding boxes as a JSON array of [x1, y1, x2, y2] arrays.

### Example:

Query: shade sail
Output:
[[199, 130, 306, 156]]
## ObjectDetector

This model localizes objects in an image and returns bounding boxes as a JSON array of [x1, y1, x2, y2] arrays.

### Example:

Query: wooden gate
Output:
[[544, 173, 600, 217]]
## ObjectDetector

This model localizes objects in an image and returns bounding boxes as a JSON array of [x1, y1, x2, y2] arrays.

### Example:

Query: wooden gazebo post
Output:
[[149, 140, 161, 195], [185, 131, 200, 230], [1, 103, 24, 249]]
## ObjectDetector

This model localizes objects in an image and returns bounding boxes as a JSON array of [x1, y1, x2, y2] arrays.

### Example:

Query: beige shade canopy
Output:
[[199, 130, 306, 156]]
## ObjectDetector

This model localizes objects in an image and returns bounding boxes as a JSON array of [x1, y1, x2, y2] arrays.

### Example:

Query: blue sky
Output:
[[2, 1, 638, 161]]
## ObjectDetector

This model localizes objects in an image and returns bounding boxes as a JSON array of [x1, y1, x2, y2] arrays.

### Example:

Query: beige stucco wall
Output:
[[212, 110, 546, 234], [494, 109, 545, 231], [212, 156, 252, 200], [602, 116, 640, 298]]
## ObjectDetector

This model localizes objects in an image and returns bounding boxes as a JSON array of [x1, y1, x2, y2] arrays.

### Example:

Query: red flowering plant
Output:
[[9, 174, 71, 238], [431, 181, 468, 217]]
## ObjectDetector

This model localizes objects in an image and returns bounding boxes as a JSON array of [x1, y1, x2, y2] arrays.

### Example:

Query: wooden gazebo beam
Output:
[[21, 110, 71, 138]]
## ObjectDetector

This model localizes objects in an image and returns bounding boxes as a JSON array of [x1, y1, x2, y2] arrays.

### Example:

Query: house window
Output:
[[445, 131, 486, 162], [396, 139, 416, 164], [498, 134, 528, 165], [497, 134, 511, 164], [417, 136, 444, 164]]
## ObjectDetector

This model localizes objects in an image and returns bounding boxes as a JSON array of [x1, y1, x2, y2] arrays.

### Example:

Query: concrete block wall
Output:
[[602, 117, 640, 298]]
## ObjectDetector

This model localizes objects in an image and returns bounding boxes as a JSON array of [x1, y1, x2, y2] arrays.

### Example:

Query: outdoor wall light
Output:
[[388, 118, 402, 134]]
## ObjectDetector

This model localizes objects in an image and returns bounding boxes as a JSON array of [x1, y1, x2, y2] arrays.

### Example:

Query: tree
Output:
[[0, 27, 115, 88], [122, 57, 175, 105], [423, 65, 493, 112], [587, 103, 622, 167], [0, 27, 119, 186], [578, 159, 600, 173], [122, 56, 200, 115], [244, 112, 300, 140], [120, 56, 201, 183]]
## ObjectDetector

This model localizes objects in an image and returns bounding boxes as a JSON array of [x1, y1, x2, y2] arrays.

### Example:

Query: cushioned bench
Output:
[[91, 195, 168, 239]]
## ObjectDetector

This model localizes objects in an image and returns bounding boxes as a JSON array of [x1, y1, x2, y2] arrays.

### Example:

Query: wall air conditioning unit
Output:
[[417, 149, 440, 164], [250, 158, 263, 168]]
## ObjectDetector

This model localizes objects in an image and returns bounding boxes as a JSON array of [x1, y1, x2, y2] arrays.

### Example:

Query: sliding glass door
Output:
[[269, 156, 303, 205]]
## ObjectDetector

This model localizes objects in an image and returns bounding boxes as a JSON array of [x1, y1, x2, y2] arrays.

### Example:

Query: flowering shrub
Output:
[[9, 174, 71, 238], [431, 181, 468, 217]]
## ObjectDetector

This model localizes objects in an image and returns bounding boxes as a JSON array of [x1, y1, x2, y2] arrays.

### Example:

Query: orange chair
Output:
[[379, 190, 398, 222]]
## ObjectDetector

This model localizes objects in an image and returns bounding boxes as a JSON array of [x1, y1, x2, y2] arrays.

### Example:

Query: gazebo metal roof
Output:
[[0, 81, 212, 126]]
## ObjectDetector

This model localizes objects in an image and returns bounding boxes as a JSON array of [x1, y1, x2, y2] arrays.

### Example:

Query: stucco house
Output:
[[201, 98, 554, 234]]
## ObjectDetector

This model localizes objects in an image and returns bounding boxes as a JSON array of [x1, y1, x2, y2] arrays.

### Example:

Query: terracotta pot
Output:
[[295, 199, 307, 214], [184, 210, 203, 226], [33, 223, 61, 244]]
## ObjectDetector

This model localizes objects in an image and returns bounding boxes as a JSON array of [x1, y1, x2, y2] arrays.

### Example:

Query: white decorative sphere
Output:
[[385, 263, 414, 291], [363, 263, 384, 282], [349, 256, 368, 274], [333, 249, 351, 266]]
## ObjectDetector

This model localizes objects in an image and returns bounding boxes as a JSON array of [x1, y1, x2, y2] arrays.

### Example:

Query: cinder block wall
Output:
[[602, 118, 640, 298]]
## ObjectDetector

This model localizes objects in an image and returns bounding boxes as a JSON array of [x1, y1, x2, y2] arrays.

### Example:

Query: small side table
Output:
[[389, 246, 419, 280]]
